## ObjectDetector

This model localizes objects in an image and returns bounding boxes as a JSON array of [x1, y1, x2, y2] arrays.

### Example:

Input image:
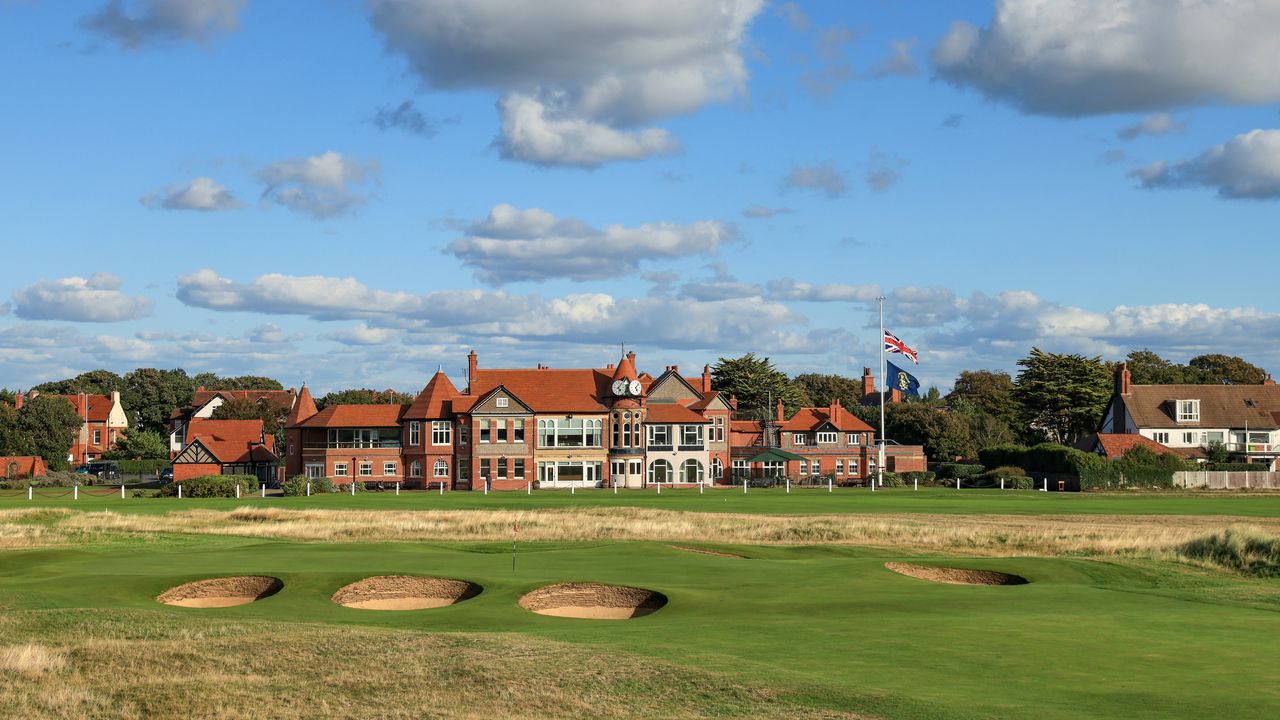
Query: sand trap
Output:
[[157, 576, 283, 607], [519, 583, 667, 619], [670, 545, 746, 559], [331, 576, 481, 610], [885, 562, 1027, 586]]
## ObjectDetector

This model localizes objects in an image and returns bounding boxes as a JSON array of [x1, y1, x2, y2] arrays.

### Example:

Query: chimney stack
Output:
[[1116, 361, 1132, 397], [467, 350, 479, 389], [1265, 373, 1275, 386], [14, 391, 23, 411], [110, 390, 121, 406], [702, 364, 712, 394], [862, 367, 875, 400], [776, 398, 785, 422]]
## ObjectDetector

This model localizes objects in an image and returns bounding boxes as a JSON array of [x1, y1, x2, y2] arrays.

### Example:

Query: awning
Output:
[[746, 448, 807, 463]]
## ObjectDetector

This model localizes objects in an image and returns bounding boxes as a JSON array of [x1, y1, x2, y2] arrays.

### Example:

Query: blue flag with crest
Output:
[[886, 360, 920, 398]]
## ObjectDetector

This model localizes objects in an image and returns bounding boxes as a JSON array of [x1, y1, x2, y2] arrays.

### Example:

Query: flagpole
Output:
[[878, 295, 885, 491]]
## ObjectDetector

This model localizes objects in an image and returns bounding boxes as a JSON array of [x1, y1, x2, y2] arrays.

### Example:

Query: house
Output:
[[171, 418, 279, 482], [1098, 362, 1280, 471], [16, 390, 128, 465], [400, 369, 465, 488], [169, 387, 297, 456], [1075, 432, 1193, 460], [1, 456, 48, 479], [285, 388, 406, 486]]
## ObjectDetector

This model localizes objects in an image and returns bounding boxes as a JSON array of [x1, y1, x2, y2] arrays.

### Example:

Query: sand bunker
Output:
[[670, 545, 746, 559], [519, 582, 667, 619], [331, 575, 481, 610], [885, 562, 1027, 586], [157, 576, 283, 608]]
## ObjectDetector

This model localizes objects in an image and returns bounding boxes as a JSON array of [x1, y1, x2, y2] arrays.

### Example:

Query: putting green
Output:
[[2, 537, 1278, 719]]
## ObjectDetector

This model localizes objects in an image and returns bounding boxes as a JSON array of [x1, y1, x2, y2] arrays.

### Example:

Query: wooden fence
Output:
[[1173, 471, 1280, 490]]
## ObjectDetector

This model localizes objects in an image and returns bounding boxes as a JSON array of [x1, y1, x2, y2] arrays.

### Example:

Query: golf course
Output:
[[2, 488, 1279, 719]]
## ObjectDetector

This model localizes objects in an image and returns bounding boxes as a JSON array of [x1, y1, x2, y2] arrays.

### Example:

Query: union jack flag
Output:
[[884, 330, 918, 364]]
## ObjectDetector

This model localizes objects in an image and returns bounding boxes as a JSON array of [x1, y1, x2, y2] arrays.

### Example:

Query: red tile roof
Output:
[[1082, 433, 1202, 459], [780, 406, 874, 433], [467, 368, 612, 413], [185, 419, 275, 464], [644, 404, 709, 424], [404, 371, 461, 420], [0, 456, 48, 478], [296, 404, 405, 428], [287, 385, 318, 427], [49, 394, 113, 422]]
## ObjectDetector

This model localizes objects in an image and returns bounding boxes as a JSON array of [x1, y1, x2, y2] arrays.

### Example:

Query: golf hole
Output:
[[519, 582, 668, 620], [332, 575, 482, 610], [157, 576, 283, 608], [885, 562, 1028, 586]]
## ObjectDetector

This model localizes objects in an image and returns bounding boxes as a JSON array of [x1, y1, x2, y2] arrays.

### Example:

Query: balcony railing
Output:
[[304, 441, 401, 450], [1224, 443, 1275, 454]]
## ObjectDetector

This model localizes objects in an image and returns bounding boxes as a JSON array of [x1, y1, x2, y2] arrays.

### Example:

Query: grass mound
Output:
[[520, 582, 667, 619], [885, 562, 1027, 586], [157, 576, 283, 608], [331, 575, 481, 610], [1177, 528, 1280, 578]]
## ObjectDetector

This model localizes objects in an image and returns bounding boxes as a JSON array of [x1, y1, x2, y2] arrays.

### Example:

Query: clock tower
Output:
[[607, 351, 645, 488]]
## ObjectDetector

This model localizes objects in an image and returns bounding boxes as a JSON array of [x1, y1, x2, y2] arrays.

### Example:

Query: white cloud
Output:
[[141, 176, 242, 211], [784, 161, 846, 199], [1117, 113, 1187, 141], [366, 0, 763, 167], [326, 324, 401, 346], [933, 0, 1280, 116], [257, 151, 378, 219], [82, 0, 246, 49], [1131, 129, 1280, 199], [677, 263, 762, 302], [12, 273, 153, 322], [445, 203, 737, 284], [767, 278, 881, 303]]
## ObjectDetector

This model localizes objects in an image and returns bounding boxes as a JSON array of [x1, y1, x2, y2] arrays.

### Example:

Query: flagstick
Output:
[[877, 295, 885, 492]]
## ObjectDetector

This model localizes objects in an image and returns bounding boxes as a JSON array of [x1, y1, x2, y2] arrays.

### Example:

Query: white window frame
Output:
[[431, 421, 451, 445], [305, 463, 324, 479], [681, 424, 704, 447], [799, 460, 808, 475], [1153, 431, 1170, 444], [847, 433, 858, 445], [513, 458, 525, 479], [496, 397, 509, 408], [495, 419, 508, 443], [847, 460, 859, 477], [479, 419, 491, 443], [383, 461, 397, 476], [792, 433, 806, 446], [681, 459, 704, 484], [732, 459, 749, 479], [433, 459, 449, 477], [647, 424, 671, 446], [714, 416, 725, 442], [816, 431, 837, 444], [711, 457, 723, 480], [93, 429, 102, 445], [409, 421, 421, 446], [359, 461, 373, 477], [1176, 400, 1200, 423], [835, 459, 844, 475], [333, 462, 348, 477], [648, 459, 673, 484], [513, 419, 525, 443], [409, 460, 422, 478]]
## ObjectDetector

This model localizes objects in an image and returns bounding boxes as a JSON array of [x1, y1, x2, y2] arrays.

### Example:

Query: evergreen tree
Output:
[[712, 353, 809, 420], [17, 395, 83, 470], [1013, 348, 1111, 444]]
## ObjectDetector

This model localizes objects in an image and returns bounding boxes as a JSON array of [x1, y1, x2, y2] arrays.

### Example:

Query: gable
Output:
[[646, 371, 701, 404], [174, 440, 219, 465], [469, 385, 534, 415]]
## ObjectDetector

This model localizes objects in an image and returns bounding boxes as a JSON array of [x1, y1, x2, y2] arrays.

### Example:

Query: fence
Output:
[[1173, 471, 1280, 490]]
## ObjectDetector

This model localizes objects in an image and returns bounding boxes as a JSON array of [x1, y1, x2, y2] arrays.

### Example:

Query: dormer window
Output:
[[816, 431, 837, 444], [1176, 400, 1200, 423]]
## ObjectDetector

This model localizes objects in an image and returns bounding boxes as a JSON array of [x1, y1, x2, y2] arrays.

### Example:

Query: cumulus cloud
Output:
[[677, 263, 762, 302], [1131, 129, 1280, 199], [767, 278, 880, 303], [366, 0, 763, 167], [141, 176, 242, 211], [372, 99, 453, 138], [325, 324, 401, 346], [784, 161, 846, 199], [12, 273, 153, 322], [257, 151, 378, 218], [1117, 113, 1187, 141], [933, 0, 1280, 116], [741, 204, 793, 219], [82, 0, 246, 49], [444, 204, 737, 284]]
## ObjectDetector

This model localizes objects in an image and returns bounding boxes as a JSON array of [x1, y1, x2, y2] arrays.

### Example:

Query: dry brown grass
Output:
[[11, 506, 1276, 558], [0, 609, 865, 719], [0, 643, 67, 677]]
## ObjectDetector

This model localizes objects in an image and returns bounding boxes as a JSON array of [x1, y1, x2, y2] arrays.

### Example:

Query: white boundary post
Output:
[[73, 485, 78, 500], [914, 478, 918, 491], [28, 486, 32, 501], [955, 478, 960, 490], [396, 482, 400, 496], [261, 484, 266, 498], [657, 482, 661, 494], [1000, 478, 1005, 491], [120, 484, 125, 499], [828, 477, 833, 493], [572, 483, 576, 495], [306, 482, 311, 497], [1043, 478, 1048, 492], [786, 477, 791, 494], [527, 481, 531, 495], [177, 484, 182, 499], [236, 483, 241, 498], [484, 480, 489, 496], [613, 481, 617, 494], [743, 478, 747, 494], [350, 481, 355, 496], [699, 480, 704, 495], [440, 480, 444, 496]]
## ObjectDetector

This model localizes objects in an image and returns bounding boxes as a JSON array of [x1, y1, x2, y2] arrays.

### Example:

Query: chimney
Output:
[[671, 364, 678, 374], [14, 391, 22, 411], [1265, 374, 1275, 386], [776, 398, 785, 422], [467, 350, 478, 388], [862, 367, 875, 399], [831, 397, 840, 420], [1116, 361, 1132, 397], [196, 386, 205, 393], [702, 364, 712, 394]]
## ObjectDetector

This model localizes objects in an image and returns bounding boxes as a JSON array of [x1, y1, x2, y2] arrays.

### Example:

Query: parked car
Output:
[[84, 461, 120, 481], [74, 464, 91, 475], [159, 467, 174, 484]]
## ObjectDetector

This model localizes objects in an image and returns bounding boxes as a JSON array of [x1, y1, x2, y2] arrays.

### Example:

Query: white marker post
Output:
[[120, 484, 125, 499], [699, 481, 704, 495], [613, 481, 617, 495], [306, 482, 311, 497], [657, 482, 661, 495], [350, 481, 355, 496], [177, 484, 182, 499], [572, 483, 576, 495], [396, 482, 400, 496], [28, 486, 32, 501], [527, 481, 531, 495], [236, 483, 241, 499], [1000, 478, 1005, 491], [828, 477, 833, 493], [956, 478, 960, 490], [261, 484, 265, 498], [786, 477, 791, 494], [1043, 478, 1048, 492], [73, 485, 78, 501], [743, 478, 747, 495], [914, 478, 918, 492], [440, 481, 444, 496]]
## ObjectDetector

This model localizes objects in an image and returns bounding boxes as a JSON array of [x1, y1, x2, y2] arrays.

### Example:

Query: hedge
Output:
[[899, 471, 938, 486], [281, 475, 336, 496], [1079, 465, 1175, 491], [937, 463, 985, 480], [160, 475, 260, 498], [979, 443, 1107, 475], [1205, 462, 1264, 472]]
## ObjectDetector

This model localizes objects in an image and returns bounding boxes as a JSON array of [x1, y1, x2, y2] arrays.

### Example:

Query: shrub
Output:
[[898, 471, 936, 486], [0, 471, 81, 489], [159, 475, 260, 498], [281, 475, 341, 496], [979, 443, 1106, 475], [937, 463, 985, 481], [1004, 476, 1034, 490], [972, 465, 1028, 488], [281, 475, 308, 496], [1178, 528, 1280, 578], [1204, 462, 1259, 472], [1078, 465, 1175, 490], [877, 472, 904, 487]]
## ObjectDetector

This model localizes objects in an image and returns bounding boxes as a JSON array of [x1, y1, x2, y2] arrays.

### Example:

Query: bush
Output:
[[0, 471, 81, 489], [281, 475, 342, 496], [898, 471, 937, 486], [1004, 476, 1034, 490], [160, 475, 260, 498], [878, 472, 904, 487], [1078, 465, 1175, 490], [937, 463, 985, 481], [978, 443, 1106, 475], [1178, 528, 1280, 578], [1204, 462, 1260, 472], [972, 465, 1030, 488]]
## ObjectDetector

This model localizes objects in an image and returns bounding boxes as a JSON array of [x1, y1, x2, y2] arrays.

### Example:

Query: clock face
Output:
[[629, 379, 643, 396], [612, 379, 627, 396]]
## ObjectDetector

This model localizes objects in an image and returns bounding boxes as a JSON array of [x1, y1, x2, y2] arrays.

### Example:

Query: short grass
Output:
[[2, 488, 1278, 719]]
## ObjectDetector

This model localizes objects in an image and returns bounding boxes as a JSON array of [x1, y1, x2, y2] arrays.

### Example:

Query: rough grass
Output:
[[5, 506, 1280, 560], [0, 609, 863, 720], [1177, 528, 1280, 578]]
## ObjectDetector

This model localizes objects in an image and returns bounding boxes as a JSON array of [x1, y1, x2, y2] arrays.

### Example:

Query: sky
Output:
[[2, 0, 1279, 395]]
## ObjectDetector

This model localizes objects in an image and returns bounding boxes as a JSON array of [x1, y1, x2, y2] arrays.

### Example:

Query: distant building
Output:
[[1097, 362, 1280, 470], [0, 455, 49, 479], [169, 387, 297, 456], [16, 390, 128, 465], [171, 418, 279, 483]]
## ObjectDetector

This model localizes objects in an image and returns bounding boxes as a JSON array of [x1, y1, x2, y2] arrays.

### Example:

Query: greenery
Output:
[[103, 430, 170, 460], [979, 465, 1032, 488], [1178, 528, 1280, 578], [791, 373, 863, 410], [192, 373, 284, 391], [0, 394, 84, 470], [0, 470, 81, 489], [317, 389, 413, 408], [979, 443, 1107, 476], [159, 475, 260, 498], [1205, 462, 1266, 472], [121, 368, 197, 433], [936, 463, 986, 480], [210, 394, 292, 454], [115, 459, 171, 475], [1013, 348, 1112, 444], [1126, 349, 1268, 385], [282, 475, 335, 496], [712, 353, 808, 420]]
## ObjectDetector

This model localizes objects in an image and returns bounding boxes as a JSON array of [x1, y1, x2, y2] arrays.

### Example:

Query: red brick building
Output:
[[170, 387, 296, 457], [0, 456, 49, 479], [286, 386, 406, 487], [171, 418, 278, 482], [16, 390, 129, 465]]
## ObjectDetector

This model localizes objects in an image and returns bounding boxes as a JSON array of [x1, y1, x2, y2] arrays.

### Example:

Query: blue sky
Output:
[[2, 0, 1278, 394]]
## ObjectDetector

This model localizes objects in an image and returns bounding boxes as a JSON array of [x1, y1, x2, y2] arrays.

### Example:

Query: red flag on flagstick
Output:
[[883, 330, 919, 364]]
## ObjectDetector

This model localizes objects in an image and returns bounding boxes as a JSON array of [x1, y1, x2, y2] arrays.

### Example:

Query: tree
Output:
[[121, 368, 196, 433], [1187, 354, 1268, 385], [0, 389, 16, 405], [1013, 348, 1111, 444], [316, 389, 413, 408], [791, 373, 863, 410], [884, 402, 974, 462], [711, 354, 809, 420], [103, 430, 169, 460], [1125, 349, 1189, 384], [31, 369, 125, 396], [193, 373, 285, 391], [947, 370, 1018, 429], [17, 394, 83, 470], [0, 402, 33, 457]]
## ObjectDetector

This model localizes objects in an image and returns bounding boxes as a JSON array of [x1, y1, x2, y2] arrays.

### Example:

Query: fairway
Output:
[[3, 490, 1279, 719]]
